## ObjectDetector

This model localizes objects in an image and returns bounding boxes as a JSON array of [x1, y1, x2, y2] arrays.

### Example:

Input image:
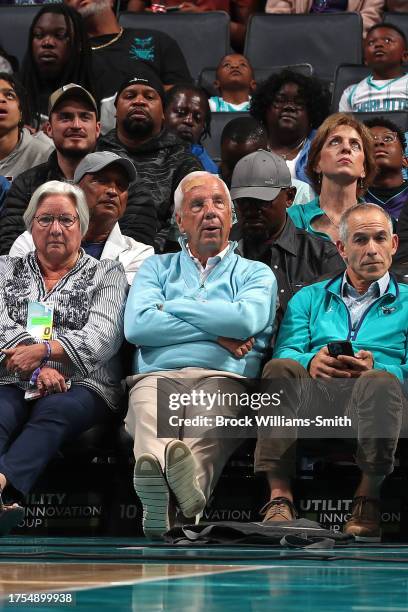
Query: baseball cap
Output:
[[114, 66, 165, 105], [48, 83, 99, 117], [73, 151, 137, 184], [230, 149, 291, 201]]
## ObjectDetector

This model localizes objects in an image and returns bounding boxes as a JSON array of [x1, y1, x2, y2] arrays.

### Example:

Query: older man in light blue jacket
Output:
[[124, 171, 277, 539]]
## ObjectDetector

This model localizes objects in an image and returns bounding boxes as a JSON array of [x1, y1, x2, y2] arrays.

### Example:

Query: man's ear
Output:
[[95, 121, 101, 140], [45, 121, 53, 139], [402, 155, 408, 169], [336, 239, 347, 262], [285, 187, 297, 208], [175, 212, 184, 234]]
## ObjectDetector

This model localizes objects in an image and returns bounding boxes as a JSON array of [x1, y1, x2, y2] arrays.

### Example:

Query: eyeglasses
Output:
[[34, 214, 79, 228], [371, 131, 398, 144], [272, 95, 306, 111]]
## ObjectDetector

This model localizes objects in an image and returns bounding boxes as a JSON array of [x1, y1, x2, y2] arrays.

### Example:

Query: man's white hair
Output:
[[173, 171, 233, 216], [339, 203, 394, 243]]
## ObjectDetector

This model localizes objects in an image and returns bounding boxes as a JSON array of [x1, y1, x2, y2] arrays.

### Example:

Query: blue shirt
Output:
[[341, 271, 390, 330]]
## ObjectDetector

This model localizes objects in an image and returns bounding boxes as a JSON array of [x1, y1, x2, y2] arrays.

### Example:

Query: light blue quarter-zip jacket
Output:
[[125, 239, 277, 377]]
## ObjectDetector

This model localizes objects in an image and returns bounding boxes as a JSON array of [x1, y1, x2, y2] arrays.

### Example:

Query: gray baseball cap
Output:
[[73, 151, 137, 184], [230, 149, 291, 201]]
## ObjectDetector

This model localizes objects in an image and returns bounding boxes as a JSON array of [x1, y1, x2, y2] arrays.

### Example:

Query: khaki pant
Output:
[[125, 368, 249, 502], [255, 359, 406, 478]]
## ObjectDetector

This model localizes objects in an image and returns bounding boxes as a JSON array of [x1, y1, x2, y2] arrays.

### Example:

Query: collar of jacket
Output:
[[238, 216, 299, 257], [324, 270, 399, 300], [178, 235, 238, 264]]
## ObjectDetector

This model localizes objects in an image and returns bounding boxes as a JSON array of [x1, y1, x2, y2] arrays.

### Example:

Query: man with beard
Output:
[[63, 0, 191, 101], [0, 84, 100, 255], [231, 149, 344, 324], [97, 69, 202, 252]]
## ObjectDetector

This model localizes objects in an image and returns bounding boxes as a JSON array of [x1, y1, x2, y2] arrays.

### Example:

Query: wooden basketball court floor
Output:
[[0, 537, 408, 611]]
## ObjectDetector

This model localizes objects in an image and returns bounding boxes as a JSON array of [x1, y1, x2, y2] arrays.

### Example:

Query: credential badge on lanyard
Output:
[[26, 302, 54, 340]]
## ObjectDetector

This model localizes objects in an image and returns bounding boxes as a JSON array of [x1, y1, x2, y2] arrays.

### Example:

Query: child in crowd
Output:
[[339, 23, 408, 113], [364, 117, 408, 222], [209, 54, 256, 112]]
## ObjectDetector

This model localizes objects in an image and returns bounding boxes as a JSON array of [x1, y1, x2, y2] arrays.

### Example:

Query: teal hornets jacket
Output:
[[125, 239, 277, 377], [274, 272, 408, 382]]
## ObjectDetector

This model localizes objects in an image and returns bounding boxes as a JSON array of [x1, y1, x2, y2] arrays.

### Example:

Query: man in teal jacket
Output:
[[256, 202, 408, 542], [124, 171, 277, 539]]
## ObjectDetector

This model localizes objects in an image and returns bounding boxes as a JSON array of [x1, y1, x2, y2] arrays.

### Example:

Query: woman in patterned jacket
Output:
[[0, 180, 127, 535]]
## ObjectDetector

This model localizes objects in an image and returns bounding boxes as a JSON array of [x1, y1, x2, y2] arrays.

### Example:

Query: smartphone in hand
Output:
[[327, 341, 354, 358]]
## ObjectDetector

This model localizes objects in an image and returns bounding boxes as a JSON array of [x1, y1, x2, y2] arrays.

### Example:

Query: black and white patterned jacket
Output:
[[0, 252, 128, 410]]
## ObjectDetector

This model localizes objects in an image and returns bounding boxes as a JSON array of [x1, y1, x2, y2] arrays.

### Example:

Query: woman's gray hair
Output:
[[23, 180, 89, 236], [173, 171, 233, 218], [339, 203, 394, 243]]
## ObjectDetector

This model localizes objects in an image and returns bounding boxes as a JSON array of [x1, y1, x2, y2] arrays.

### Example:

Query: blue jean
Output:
[[0, 384, 112, 495]]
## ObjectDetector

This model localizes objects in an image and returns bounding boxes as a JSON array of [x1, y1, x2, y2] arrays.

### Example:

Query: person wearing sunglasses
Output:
[[0, 180, 127, 536]]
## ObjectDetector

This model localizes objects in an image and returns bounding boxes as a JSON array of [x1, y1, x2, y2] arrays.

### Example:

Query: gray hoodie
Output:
[[0, 128, 53, 182]]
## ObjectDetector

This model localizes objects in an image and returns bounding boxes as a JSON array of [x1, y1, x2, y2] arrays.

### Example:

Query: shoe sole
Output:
[[353, 534, 382, 543], [165, 440, 206, 518], [134, 454, 170, 540]]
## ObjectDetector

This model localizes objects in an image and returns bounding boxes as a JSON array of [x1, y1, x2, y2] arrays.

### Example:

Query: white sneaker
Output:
[[134, 453, 170, 539], [165, 440, 206, 518]]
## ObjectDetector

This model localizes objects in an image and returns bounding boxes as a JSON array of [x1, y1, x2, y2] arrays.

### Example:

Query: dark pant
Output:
[[254, 359, 406, 479], [0, 384, 112, 496]]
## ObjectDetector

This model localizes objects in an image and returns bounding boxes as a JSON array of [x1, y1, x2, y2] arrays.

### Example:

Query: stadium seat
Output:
[[118, 11, 230, 82], [0, 5, 40, 67], [384, 12, 408, 42], [244, 13, 363, 84], [332, 64, 408, 113], [204, 110, 250, 164], [199, 64, 313, 97]]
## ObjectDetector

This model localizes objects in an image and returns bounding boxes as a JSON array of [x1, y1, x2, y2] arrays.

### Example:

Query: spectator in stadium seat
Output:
[[9, 151, 154, 285], [220, 116, 315, 204], [64, 0, 192, 102], [209, 54, 256, 113], [288, 113, 377, 242], [124, 170, 276, 539], [20, 4, 96, 129], [0, 73, 53, 183], [164, 84, 218, 174], [0, 180, 127, 535], [364, 117, 408, 222], [231, 149, 344, 323], [255, 203, 406, 542], [265, 0, 384, 38], [97, 70, 202, 252], [250, 69, 330, 185], [0, 84, 100, 255], [339, 24, 408, 113]]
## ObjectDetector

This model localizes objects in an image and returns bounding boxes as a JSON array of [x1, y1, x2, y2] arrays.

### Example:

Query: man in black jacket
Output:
[[97, 70, 202, 252], [231, 149, 345, 323], [0, 84, 156, 255]]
